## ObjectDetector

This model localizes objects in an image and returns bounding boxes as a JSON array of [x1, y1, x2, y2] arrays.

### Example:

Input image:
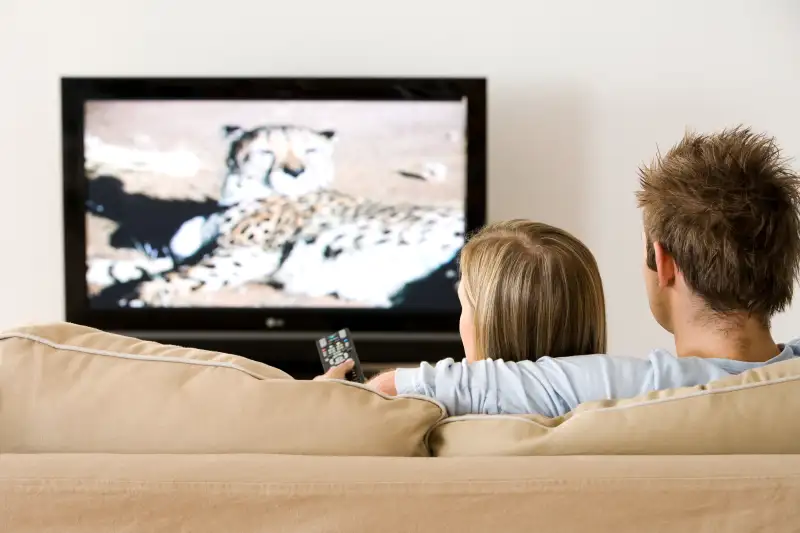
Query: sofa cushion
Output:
[[0, 323, 445, 456], [430, 357, 800, 456], [4, 454, 800, 533]]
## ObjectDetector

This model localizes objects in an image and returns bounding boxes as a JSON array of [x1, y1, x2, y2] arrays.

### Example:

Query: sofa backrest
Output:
[[430, 357, 800, 456], [0, 323, 445, 456], [6, 322, 800, 457]]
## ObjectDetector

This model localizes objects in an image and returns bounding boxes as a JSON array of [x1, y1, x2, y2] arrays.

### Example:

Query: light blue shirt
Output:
[[394, 341, 800, 416]]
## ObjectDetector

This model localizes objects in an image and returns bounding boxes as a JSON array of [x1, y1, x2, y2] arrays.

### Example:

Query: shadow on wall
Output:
[[489, 84, 593, 238]]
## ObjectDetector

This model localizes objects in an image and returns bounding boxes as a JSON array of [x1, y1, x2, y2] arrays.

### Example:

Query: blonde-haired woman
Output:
[[457, 219, 606, 363]]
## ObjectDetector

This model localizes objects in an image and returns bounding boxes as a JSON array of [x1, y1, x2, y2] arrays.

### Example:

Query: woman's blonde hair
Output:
[[459, 220, 607, 361]]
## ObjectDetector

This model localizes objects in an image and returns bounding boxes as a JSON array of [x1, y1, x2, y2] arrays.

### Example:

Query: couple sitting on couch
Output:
[[323, 126, 800, 417]]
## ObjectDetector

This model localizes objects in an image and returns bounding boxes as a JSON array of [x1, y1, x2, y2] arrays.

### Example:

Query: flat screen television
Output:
[[62, 77, 486, 367]]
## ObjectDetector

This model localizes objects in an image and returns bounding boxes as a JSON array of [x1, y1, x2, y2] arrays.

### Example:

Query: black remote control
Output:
[[316, 328, 365, 383]]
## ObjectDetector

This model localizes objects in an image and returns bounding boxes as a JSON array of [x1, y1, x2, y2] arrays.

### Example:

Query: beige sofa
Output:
[[1, 323, 799, 532]]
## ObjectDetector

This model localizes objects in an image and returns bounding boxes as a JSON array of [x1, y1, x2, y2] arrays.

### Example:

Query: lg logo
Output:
[[265, 317, 285, 329]]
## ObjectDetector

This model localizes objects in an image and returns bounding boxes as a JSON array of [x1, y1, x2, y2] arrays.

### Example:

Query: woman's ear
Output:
[[652, 241, 677, 288]]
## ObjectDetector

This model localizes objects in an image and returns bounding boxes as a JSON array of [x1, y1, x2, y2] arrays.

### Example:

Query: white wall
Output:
[[1, 0, 798, 355]]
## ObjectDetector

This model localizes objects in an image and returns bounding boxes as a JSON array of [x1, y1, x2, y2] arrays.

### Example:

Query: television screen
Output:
[[83, 99, 467, 311]]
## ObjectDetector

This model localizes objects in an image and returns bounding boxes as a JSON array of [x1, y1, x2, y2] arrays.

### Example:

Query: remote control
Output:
[[316, 328, 365, 383]]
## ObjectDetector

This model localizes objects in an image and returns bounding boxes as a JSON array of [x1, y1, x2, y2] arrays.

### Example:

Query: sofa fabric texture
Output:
[[2, 322, 799, 532], [2, 454, 799, 533], [0, 323, 445, 456]]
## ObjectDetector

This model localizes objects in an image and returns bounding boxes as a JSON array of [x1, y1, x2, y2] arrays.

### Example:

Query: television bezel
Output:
[[62, 76, 487, 335]]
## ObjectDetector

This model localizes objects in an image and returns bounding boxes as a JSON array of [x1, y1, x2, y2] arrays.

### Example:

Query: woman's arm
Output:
[[367, 370, 397, 395], [390, 358, 560, 416], [380, 352, 723, 417]]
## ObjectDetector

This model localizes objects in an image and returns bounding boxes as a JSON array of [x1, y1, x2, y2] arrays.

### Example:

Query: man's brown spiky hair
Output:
[[637, 126, 800, 322]]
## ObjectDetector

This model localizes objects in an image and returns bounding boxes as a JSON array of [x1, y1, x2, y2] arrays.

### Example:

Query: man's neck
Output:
[[673, 314, 780, 362]]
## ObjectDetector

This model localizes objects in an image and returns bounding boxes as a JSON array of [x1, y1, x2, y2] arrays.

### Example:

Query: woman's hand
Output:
[[313, 362, 398, 397], [313, 359, 355, 381]]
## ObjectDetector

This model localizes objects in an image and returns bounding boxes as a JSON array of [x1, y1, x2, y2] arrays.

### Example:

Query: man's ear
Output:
[[652, 241, 676, 288]]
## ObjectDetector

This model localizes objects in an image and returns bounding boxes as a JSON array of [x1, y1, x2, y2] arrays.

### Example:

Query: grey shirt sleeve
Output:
[[394, 352, 734, 417]]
